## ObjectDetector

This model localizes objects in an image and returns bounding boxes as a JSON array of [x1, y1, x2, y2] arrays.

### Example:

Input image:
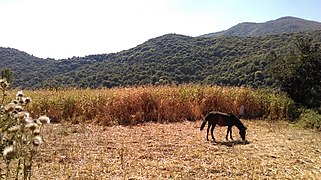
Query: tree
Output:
[[269, 37, 321, 108], [1, 68, 14, 83]]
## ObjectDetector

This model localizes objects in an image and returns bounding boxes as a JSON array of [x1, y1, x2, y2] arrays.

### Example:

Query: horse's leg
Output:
[[226, 126, 230, 141], [226, 126, 233, 141], [206, 124, 211, 141], [211, 124, 216, 142], [229, 126, 233, 141]]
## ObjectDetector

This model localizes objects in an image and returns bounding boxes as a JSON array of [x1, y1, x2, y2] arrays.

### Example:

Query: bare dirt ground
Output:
[[33, 120, 321, 179]]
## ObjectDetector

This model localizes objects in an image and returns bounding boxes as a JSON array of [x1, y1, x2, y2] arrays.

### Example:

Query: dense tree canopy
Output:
[[269, 37, 321, 108], [0, 30, 321, 90]]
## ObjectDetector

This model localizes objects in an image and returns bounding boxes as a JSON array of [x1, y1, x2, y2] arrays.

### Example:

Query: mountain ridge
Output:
[[1, 17, 321, 89], [200, 16, 321, 37]]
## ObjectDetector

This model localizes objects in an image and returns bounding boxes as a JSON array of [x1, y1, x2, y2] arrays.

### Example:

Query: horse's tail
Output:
[[200, 114, 210, 131]]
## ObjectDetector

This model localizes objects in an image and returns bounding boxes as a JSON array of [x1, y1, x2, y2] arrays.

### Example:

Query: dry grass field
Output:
[[32, 120, 321, 179]]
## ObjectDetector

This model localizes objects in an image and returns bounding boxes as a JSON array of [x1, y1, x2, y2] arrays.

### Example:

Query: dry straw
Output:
[[24, 85, 293, 126]]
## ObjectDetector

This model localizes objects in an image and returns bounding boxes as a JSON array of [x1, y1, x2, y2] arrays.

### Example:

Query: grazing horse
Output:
[[200, 112, 247, 142]]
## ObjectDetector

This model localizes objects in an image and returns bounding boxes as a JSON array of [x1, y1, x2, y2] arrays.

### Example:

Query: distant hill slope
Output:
[[1, 16, 321, 89], [1, 30, 321, 89], [201, 16, 321, 37], [0, 47, 101, 88], [0, 47, 56, 88]]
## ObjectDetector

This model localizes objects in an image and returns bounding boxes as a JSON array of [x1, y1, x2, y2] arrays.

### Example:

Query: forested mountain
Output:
[[0, 47, 100, 88], [201, 17, 321, 37], [0, 47, 55, 88], [0, 17, 321, 89]]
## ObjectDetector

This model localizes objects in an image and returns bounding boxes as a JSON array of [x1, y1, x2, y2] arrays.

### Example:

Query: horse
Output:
[[200, 111, 247, 142]]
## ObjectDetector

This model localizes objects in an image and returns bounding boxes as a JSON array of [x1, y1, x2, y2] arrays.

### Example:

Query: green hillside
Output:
[[1, 30, 320, 89], [1, 15, 321, 89], [0, 47, 56, 88]]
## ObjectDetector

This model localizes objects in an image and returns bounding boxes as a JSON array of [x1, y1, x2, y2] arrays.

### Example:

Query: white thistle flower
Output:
[[33, 136, 43, 146], [3, 145, 16, 160], [4, 102, 16, 112], [12, 100, 18, 104], [15, 111, 28, 120], [24, 97, 32, 104], [25, 116, 34, 124], [14, 105, 23, 112], [38, 116, 50, 124], [16, 91, 24, 97], [8, 125, 21, 133], [0, 79, 8, 90], [25, 122, 39, 131], [33, 128, 41, 135]]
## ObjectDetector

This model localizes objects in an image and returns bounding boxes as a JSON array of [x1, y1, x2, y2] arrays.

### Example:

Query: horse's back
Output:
[[208, 112, 234, 126]]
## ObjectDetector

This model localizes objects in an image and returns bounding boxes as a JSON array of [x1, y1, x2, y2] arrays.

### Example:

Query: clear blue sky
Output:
[[0, 0, 320, 59]]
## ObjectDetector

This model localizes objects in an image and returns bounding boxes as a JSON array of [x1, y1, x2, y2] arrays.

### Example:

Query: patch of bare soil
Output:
[[33, 120, 321, 179]]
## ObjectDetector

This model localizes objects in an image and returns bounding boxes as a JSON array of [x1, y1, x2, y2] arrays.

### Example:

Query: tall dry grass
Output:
[[15, 85, 292, 125]]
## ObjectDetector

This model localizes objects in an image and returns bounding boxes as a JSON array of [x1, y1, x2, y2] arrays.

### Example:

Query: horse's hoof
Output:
[[243, 140, 249, 144]]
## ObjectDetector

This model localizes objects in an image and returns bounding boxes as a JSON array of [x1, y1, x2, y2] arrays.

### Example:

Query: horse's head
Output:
[[239, 127, 247, 141], [229, 113, 247, 141]]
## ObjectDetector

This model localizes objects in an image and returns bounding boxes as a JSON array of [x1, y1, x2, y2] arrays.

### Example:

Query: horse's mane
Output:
[[229, 113, 246, 129]]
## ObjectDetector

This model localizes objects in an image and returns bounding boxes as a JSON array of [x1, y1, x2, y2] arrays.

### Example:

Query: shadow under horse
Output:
[[215, 140, 250, 147], [200, 111, 247, 143]]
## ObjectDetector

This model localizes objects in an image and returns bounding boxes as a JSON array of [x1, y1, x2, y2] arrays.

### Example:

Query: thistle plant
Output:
[[0, 79, 50, 179]]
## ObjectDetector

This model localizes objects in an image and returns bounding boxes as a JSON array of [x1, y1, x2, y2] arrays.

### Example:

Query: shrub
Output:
[[297, 109, 321, 130], [0, 79, 50, 179], [259, 89, 294, 120]]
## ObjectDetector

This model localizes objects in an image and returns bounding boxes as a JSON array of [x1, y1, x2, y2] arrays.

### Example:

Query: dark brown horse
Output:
[[200, 112, 247, 142]]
